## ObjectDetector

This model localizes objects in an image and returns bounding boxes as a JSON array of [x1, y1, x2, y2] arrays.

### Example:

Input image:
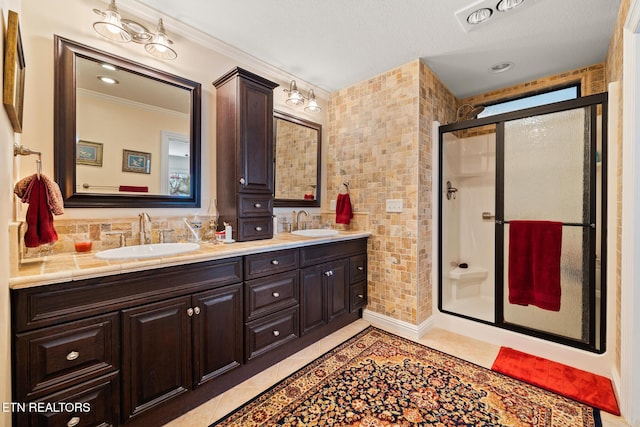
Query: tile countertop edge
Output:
[[9, 231, 372, 290]]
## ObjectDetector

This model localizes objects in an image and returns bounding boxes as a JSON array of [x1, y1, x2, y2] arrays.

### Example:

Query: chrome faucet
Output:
[[294, 210, 309, 231], [139, 212, 152, 244]]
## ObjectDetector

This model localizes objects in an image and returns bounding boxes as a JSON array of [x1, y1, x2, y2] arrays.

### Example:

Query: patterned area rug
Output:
[[212, 327, 601, 426]]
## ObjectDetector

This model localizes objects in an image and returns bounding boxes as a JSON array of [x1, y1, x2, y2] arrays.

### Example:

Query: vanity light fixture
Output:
[[284, 80, 322, 113], [93, 0, 177, 60]]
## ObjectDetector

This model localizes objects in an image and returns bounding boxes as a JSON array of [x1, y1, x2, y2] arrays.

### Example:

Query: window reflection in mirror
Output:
[[273, 110, 321, 207]]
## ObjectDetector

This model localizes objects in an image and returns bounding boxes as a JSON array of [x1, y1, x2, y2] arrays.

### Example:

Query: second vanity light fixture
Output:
[[284, 80, 322, 113], [92, 0, 177, 60]]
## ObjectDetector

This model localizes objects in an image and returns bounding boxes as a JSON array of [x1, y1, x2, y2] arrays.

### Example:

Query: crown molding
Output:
[[104, 0, 331, 99]]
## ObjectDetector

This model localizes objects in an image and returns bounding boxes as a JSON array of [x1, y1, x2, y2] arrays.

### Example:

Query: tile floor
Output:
[[165, 319, 629, 427]]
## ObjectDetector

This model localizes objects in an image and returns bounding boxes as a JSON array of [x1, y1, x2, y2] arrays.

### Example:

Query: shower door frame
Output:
[[438, 92, 608, 353]]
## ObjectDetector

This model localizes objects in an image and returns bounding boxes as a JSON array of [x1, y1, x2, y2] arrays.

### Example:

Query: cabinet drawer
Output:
[[349, 254, 367, 284], [300, 239, 367, 267], [237, 217, 273, 241], [245, 306, 299, 361], [238, 194, 273, 217], [15, 314, 119, 400], [21, 372, 119, 427], [350, 282, 367, 312], [245, 249, 299, 280], [245, 271, 299, 321]]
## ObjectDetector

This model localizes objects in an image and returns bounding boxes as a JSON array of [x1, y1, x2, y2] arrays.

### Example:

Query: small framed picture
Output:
[[3, 11, 25, 133], [122, 149, 151, 174], [76, 140, 103, 166]]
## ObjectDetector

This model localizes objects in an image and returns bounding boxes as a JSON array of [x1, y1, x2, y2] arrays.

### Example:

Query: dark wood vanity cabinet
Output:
[[121, 284, 243, 423], [300, 239, 367, 335], [213, 67, 279, 242], [11, 238, 367, 427]]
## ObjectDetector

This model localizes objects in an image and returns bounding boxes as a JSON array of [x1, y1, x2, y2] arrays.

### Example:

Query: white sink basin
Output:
[[95, 242, 200, 260], [291, 229, 339, 238]]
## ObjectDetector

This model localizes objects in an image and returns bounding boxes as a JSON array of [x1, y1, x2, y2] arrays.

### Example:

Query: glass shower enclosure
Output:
[[438, 93, 607, 352]]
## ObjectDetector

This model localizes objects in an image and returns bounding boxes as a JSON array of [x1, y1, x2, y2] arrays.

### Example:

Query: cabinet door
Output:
[[300, 264, 327, 335], [238, 77, 274, 194], [327, 259, 349, 322], [192, 284, 243, 387], [121, 296, 192, 422]]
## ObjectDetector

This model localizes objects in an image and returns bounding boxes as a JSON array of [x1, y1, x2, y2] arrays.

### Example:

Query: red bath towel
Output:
[[336, 193, 353, 225], [23, 178, 58, 248], [119, 185, 149, 192], [508, 220, 562, 311]]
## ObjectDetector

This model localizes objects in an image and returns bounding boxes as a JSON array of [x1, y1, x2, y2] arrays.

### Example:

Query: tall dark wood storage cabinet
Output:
[[213, 67, 279, 241]]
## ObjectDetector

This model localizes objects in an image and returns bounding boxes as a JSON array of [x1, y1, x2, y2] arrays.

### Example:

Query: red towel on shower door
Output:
[[508, 220, 562, 311]]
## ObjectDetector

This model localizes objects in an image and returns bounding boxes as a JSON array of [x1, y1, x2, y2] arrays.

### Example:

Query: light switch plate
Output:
[[386, 199, 403, 213]]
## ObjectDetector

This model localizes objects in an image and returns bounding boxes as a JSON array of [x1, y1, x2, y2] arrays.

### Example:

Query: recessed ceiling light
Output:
[[97, 75, 119, 84], [489, 62, 514, 73], [101, 63, 117, 71], [467, 8, 493, 25], [497, 0, 525, 12]]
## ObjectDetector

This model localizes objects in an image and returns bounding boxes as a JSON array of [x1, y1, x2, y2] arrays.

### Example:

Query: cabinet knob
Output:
[[194, 306, 201, 315], [358, 294, 364, 299], [254, 203, 262, 208], [271, 259, 279, 265], [272, 292, 280, 298], [255, 226, 263, 231], [187, 308, 194, 317], [325, 270, 334, 277], [272, 330, 280, 337], [67, 417, 81, 427], [357, 266, 364, 271], [239, 178, 246, 185], [66, 351, 80, 361]]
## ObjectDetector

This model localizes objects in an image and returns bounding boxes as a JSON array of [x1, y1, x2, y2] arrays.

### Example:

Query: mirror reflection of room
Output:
[[75, 55, 190, 196], [274, 115, 318, 200]]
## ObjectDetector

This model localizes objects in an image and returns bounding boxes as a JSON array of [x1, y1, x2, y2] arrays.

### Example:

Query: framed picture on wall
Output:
[[3, 10, 25, 133], [122, 149, 151, 174], [76, 140, 103, 166]]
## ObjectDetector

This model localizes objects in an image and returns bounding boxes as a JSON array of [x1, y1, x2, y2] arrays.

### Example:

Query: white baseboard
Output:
[[362, 309, 434, 340]]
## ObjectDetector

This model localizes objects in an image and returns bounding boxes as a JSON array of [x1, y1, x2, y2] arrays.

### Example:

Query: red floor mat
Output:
[[491, 347, 620, 415]]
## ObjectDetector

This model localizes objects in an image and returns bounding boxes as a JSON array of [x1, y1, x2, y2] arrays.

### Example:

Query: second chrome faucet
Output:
[[139, 212, 152, 245]]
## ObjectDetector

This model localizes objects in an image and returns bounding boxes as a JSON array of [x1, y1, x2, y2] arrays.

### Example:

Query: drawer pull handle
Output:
[[66, 351, 80, 361], [358, 294, 364, 299], [254, 203, 262, 208], [271, 259, 279, 265], [255, 226, 263, 231], [194, 306, 201, 315], [67, 417, 81, 427], [357, 266, 364, 271], [272, 292, 280, 298], [187, 308, 194, 317], [272, 330, 280, 337]]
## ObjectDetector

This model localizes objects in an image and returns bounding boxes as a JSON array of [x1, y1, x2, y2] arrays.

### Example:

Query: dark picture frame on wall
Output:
[[122, 149, 151, 174], [3, 10, 26, 133]]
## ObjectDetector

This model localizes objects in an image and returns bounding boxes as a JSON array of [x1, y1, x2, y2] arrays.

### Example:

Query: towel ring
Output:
[[340, 181, 350, 194]]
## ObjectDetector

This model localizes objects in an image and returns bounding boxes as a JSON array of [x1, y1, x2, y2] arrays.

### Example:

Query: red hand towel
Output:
[[24, 179, 58, 248], [119, 185, 149, 193], [335, 193, 353, 225], [508, 220, 562, 311]]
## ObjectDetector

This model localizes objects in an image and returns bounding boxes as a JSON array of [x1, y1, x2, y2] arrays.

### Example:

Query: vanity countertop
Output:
[[9, 231, 371, 290]]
